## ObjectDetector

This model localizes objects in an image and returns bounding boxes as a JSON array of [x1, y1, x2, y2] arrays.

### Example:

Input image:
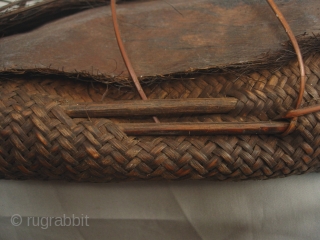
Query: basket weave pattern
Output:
[[1, 53, 320, 181]]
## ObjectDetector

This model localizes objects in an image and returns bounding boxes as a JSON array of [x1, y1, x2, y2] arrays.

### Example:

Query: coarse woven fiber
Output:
[[0, 52, 320, 182], [0, 0, 107, 36]]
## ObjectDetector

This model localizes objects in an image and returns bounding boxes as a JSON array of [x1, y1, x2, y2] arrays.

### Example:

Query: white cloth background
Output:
[[1, 174, 320, 240]]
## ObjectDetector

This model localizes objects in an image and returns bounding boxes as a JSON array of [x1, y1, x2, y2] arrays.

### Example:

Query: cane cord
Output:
[[110, 0, 318, 135], [110, 0, 160, 123]]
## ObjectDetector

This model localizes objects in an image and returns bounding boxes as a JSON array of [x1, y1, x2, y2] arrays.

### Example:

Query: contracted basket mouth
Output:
[[101, 0, 312, 136]]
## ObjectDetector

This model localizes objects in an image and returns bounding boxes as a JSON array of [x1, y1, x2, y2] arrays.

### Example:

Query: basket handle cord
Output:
[[110, 0, 160, 123], [268, 0, 320, 123], [110, 0, 319, 133], [266, 0, 306, 109]]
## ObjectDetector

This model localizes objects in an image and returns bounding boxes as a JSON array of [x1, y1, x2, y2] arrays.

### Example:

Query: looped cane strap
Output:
[[110, 0, 310, 136], [267, 0, 306, 136]]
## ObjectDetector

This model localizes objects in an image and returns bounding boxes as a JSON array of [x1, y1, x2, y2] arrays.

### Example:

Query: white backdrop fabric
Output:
[[0, 174, 320, 240]]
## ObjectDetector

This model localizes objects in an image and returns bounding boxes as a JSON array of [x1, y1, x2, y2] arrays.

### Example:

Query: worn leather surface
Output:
[[1, 0, 319, 78]]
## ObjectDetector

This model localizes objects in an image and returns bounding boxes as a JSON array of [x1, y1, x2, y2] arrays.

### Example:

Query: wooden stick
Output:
[[110, 0, 159, 123], [63, 98, 238, 118], [118, 122, 289, 136]]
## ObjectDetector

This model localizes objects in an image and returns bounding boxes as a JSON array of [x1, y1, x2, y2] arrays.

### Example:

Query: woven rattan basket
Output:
[[0, 0, 320, 182]]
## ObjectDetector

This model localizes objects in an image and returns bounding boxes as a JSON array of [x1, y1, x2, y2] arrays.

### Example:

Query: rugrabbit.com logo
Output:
[[11, 214, 89, 229]]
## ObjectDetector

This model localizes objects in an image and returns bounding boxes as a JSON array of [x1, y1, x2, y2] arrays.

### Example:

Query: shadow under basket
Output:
[[1, 53, 320, 182]]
